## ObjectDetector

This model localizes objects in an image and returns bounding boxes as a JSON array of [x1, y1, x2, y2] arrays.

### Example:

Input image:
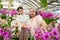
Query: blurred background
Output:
[[0, 0, 60, 13]]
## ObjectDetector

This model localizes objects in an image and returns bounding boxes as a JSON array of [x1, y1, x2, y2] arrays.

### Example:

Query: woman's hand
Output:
[[40, 20, 48, 31], [22, 23, 27, 28], [41, 20, 47, 27]]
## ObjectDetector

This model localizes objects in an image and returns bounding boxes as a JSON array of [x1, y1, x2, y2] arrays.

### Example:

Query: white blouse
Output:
[[11, 14, 29, 31], [28, 15, 43, 36]]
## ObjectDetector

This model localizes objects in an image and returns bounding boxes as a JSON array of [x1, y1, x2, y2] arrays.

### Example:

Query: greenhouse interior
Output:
[[0, 0, 60, 40]]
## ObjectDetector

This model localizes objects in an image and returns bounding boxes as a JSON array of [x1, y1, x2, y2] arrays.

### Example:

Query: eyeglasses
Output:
[[30, 11, 35, 12]]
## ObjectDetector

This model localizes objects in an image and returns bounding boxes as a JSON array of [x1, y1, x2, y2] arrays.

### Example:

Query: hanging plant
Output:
[[8, 0, 13, 10], [40, 0, 48, 8], [0, 0, 3, 10]]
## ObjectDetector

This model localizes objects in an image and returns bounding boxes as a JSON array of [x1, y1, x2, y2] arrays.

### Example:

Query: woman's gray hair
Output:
[[29, 8, 38, 18]]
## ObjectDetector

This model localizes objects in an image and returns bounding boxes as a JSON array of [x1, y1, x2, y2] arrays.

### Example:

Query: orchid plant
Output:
[[31, 23, 60, 40], [38, 11, 59, 24], [0, 27, 13, 40], [0, 9, 18, 40], [0, 9, 17, 28]]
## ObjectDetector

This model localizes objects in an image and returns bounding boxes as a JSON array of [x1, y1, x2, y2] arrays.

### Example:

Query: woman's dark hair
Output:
[[35, 11, 38, 15], [17, 6, 23, 11], [29, 11, 38, 19]]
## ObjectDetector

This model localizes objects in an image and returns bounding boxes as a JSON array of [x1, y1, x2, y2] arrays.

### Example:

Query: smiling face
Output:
[[18, 9, 24, 15], [29, 8, 37, 18], [17, 6, 24, 15]]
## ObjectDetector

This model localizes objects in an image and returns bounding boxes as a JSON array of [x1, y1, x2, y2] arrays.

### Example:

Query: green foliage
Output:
[[0, 15, 13, 28], [7, 16, 14, 26], [0, 0, 3, 10], [0, 4, 3, 10], [12, 27, 18, 40], [30, 36, 34, 40], [2, 23, 9, 28], [40, 0, 48, 8], [14, 27, 18, 34], [44, 18, 59, 24], [0, 0, 1, 2], [0, 14, 6, 19], [0, 37, 3, 40]]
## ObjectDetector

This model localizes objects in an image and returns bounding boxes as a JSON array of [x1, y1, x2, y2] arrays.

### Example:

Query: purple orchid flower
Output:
[[10, 9, 17, 16], [5, 9, 17, 16], [38, 11, 53, 19], [0, 9, 7, 14], [3, 31, 10, 37], [0, 28, 4, 36], [4, 37, 11, 40], [34, 27, 43, 40], [50, 28, 59, 38], [42, 32, 51, 40], [3, 31, 13, 37], [46, 12, 53, 18], [0, 27, 12, 40]]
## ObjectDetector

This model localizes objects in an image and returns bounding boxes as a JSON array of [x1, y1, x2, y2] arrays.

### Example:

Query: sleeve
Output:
[[26, 15, 30, 24], [38, 15, 43, 23], [38, 15, 47, 31]]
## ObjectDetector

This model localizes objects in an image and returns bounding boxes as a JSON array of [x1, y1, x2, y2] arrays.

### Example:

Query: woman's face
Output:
[[17, 9, 24, 15], [29, 8, 36, 17]]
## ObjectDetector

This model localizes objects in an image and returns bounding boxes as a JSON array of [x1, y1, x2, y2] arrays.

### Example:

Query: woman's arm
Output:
[[38, 15, 48, 31], [40, 20, 48, 30]]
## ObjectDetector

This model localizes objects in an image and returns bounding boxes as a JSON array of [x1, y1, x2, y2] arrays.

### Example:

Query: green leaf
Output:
[[1, 14, 6, 19], [30, 36, 34, 40], [7, 17, 13, 26], [44, 18, 59, 24], [2, 23, 9, 28], [8, 21, 11, 26], [15, 27, 18, 34]]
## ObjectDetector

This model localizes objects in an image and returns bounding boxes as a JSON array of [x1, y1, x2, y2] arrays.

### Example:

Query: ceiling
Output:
[[1, 0, 60, 10], [17, 0, 60, 9]]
